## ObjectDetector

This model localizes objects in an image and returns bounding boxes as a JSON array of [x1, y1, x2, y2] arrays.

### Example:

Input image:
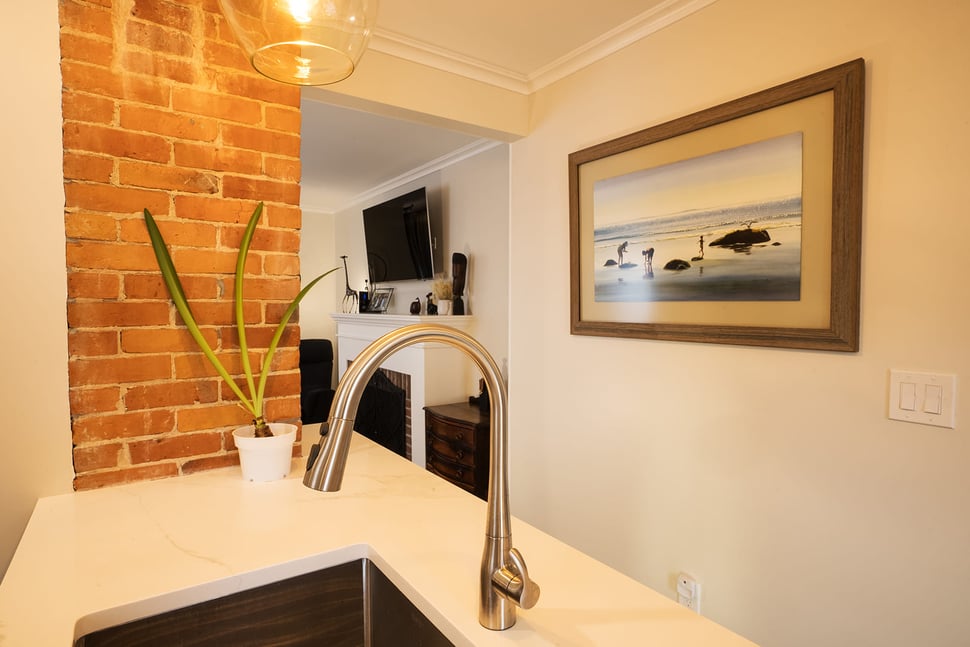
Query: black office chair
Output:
[[299, 339, 335, 425]]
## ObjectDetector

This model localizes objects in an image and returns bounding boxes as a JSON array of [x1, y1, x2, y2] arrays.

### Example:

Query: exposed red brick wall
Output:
[[60, 0, 304, 490]]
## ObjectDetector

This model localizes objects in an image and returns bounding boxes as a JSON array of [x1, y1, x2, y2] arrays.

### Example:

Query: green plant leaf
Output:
[[143, 209, 256, 415], [234, 203, 264, 413]]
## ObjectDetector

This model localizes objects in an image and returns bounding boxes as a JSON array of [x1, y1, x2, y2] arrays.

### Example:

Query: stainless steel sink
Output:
[[74, 559, 454, 647]]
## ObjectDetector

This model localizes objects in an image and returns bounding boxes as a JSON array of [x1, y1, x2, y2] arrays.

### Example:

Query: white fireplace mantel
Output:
[[330, 313, 477, 467]]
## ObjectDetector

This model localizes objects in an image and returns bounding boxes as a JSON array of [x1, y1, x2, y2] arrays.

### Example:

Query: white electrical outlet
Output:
[[676, 572, 701, 613]]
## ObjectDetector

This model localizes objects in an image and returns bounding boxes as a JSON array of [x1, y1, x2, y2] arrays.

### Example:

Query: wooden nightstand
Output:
[[424, 402, 489, 500]]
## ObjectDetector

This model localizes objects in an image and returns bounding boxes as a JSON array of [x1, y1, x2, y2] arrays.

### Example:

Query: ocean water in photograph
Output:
[[593, 210, 802, 302]]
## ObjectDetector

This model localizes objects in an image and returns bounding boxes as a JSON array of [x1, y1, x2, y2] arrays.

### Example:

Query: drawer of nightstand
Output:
[[427, 434, 475, 468], [427, 418, 478, 450], [426, 455, 476, 490]]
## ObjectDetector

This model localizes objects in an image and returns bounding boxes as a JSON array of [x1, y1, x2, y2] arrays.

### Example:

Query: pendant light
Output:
[[217, 0, 378, 86]]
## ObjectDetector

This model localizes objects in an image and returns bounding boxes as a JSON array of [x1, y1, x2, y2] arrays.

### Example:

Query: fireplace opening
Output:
[[352, 368, 410, 460]]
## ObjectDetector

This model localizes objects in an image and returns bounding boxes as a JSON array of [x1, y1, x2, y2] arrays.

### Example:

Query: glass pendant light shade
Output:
[[217, 0, 378, 86]]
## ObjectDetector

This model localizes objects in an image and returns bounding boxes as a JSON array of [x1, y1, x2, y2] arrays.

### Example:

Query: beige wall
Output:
[[0, 2, 74, 578], [508, 1, 969, 647]]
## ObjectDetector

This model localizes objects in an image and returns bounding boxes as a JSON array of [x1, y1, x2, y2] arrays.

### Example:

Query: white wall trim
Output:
[[302, 139, 501, 214]]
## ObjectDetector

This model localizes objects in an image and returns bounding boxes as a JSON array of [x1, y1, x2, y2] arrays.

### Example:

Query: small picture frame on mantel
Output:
[[367, 287, 393, 313]]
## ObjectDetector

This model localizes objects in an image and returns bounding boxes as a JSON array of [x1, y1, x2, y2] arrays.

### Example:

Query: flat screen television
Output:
[[362, 187, 436, 282]]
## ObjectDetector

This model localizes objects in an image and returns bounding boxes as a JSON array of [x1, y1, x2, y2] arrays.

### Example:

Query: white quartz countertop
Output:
[[0, 434, 757, 646]]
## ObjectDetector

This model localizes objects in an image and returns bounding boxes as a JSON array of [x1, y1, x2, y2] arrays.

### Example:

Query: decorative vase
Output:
[[452, 253, 467, 315], [232, 423, 297, 482], [438, 299, 452, 316]]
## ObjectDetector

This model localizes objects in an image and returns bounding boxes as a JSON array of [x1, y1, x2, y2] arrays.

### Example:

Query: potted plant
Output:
[[143, 203, 337, 480], [432, 277, 453, 315]]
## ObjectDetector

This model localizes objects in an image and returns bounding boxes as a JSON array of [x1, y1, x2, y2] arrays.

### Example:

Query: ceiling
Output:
[[300, 0, 715, 213]]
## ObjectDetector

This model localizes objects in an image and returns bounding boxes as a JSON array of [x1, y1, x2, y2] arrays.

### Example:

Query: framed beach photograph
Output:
[[569, 59, 864, 351]]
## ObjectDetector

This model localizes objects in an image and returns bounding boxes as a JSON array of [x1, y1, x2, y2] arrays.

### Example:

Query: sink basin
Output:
[[74, 559, 454, 646]]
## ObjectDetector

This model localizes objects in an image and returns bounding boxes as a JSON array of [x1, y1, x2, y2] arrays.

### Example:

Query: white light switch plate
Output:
[[888, 370, 957, 428]]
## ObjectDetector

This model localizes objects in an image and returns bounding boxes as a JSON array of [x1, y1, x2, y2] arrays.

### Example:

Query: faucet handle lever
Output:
[[492, 547, 540, 609]]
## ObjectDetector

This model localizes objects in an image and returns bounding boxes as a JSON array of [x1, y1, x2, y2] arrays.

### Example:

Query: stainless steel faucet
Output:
[[303, 323, 540, 630]]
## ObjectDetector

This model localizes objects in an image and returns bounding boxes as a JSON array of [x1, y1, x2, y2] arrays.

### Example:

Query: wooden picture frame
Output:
[[569, 59, 864, 351]]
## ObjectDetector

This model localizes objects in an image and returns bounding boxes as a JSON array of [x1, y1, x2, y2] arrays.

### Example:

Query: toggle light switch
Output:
[[888, 370, 957, 428], [924, 384, 943, 415], [899, 382, 917, 411]]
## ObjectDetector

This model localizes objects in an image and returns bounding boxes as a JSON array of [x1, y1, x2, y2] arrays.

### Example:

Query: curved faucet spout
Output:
[[303, 323, 538, 630]]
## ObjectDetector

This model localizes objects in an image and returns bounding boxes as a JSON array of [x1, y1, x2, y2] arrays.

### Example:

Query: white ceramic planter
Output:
[[232, 423, 297, 482]]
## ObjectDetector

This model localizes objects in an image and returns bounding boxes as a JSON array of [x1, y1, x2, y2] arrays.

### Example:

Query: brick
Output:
[[202, 39, 251, 72], [216, 72, 300, 107], [248, 228, 301, 254], [120, 215, 218, 248], [65, 211, 118, 240], [125, 379, 219, 410], [70, 386, 123, 415], [74, 463, 179, 491], [220, 124, 301, 157], [221, 323, 296, 351], [126, 20, 194, 57], [66, 240, 162, 272], [265, 106, 301, 133], [122, 327, 219, 353], [60, 60, 124, 98], [68, 300, 173, 328], [168, 247, 250, 274], [123, 50, 198, 84], [59, 0, 113, 38], [265, 203, 301, 229], [129, 432, 223, 464], [62, 91, 116, 125], [125, 274, 221, 300], [63, 153, 114, 184], [263, 253, 300, 277], [222, 175, 300, 205], [68, 271, 121, 300], [69, 354, 172, 388], [172, 87, 261, 124], [177, 403, 252, 432], [119, 105, 219, 142], [174, 349, 247, 380], [174, 142, 261, 174], [130, 0, 193, 32], [264, 395, 301, 422], [73, 409, 175, 443], [60, 32, 113, 67], [183, 301, 261, 327], [264, 156, 301, 182], [63, 123, 171, 163], [74, 443, 123, 473], [229, 276, 300, 300], [118, 161, 219, 194], [65, 183, 169, 215], [174, 195, 257, 224], [68, 330, 119, 357], [120, 75, 173, 107]]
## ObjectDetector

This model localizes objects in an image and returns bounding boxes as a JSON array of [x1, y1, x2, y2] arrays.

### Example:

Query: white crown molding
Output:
[[302, 139, 502, 214], [529, 0, 720, 91], [368, 0, 719, 95], [369, 30, 531, 94]]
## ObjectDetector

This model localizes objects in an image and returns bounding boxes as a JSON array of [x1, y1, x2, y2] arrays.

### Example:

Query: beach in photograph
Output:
[[593, 217, 802, 302], [591, 132, 804, 303]]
